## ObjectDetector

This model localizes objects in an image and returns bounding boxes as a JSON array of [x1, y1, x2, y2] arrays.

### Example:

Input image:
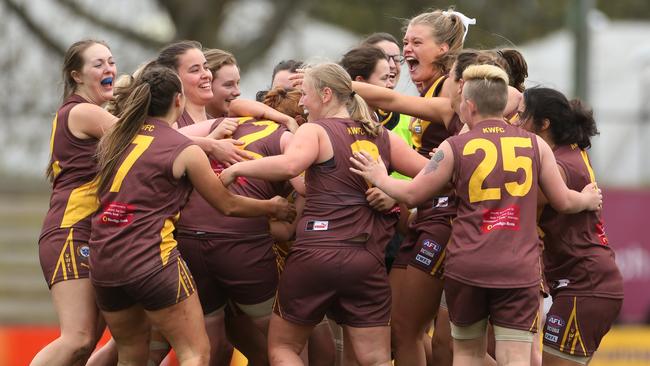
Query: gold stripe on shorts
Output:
[[50, 228, 79, 285]]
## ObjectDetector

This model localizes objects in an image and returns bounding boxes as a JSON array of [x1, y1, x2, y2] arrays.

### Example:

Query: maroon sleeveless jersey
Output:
[[90, 119, 194, 286], [177, 117, 292, 234], [447, 119, 542, 288], [539, 145, 623, 298], [176, 110, 196, 128], [295, 118, 393, 261], [410, 79, 462, 237], [40, 95, 100, 238]]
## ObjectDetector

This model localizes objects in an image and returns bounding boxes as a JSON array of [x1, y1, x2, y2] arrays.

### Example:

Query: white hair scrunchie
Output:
[[443, 10, 477, 42]]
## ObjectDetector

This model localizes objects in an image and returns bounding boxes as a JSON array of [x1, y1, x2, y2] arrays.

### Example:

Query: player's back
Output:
[[446, 118, 542, 288]]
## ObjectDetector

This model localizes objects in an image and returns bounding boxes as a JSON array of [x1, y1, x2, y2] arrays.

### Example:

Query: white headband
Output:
[[443, 10, 476, 42]]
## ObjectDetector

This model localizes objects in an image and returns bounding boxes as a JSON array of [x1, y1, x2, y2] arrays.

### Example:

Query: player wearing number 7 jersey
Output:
[[350, 64, 602, 366], [220, 63, 427, 366], [89, 65, 295, 365]]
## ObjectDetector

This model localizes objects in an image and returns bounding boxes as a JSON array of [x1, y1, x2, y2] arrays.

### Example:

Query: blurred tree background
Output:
[[4, 0, 650, 72], [0, 0, 649, 181]]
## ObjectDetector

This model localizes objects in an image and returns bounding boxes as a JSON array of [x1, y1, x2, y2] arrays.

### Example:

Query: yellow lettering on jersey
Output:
[[141, 124, 155, 132], [236, 117, 255, 125], [464, 138, 500, 202], [350, 140, 380, 188], [49, 114, 62, 178], [60, 180, 100, 228], [237, 121, 279, 150], [110, 135, 154, 192], [160, 213, 180, 266], [49, 228, 79, 286], [464, 137, 533, 203], [482, 126, 505, 134], [502, 137, 533, 197], [347, 127, 365, 136]]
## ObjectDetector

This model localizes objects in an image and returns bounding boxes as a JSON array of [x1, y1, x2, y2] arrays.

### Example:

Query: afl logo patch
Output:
[[423, 239, 441, 253], [414, 125, 422, 134], [78, 245, 90, 258], [547, 315, 565, 327]]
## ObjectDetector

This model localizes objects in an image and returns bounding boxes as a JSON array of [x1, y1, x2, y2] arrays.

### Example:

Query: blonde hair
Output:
[[407, 8, 466, 75], [305, 63, 380, 136], [462, 65, 509, 116], [105, 61, 154, 116], [204, 48, 237, 76]]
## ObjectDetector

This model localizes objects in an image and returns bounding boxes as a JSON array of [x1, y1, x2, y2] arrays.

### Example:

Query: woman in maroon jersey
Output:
[[350, 64, 602, 366], [220, 63, 427, 366], [90, 65, 293, 366], [352, 49, 521, 366], [380, 10, 470, 365], [33, 40, 118, 366], [518, 88, 623, 365]]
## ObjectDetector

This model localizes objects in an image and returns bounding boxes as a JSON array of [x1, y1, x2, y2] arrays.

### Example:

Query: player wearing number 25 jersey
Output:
[[351, 65, 603, 365]]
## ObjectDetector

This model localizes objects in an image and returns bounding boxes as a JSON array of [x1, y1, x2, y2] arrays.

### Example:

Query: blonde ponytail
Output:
[[349, 93, 380, 136]]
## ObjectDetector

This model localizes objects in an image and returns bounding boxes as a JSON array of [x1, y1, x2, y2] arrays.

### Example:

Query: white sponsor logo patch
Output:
[[544, 333, 559, 343], [312, 220, 329, 231], [415, 254, 432, 265], [547, 326, 561, 334]]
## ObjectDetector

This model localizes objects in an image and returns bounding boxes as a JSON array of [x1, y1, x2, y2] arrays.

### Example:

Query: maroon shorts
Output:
[[94, 256, 195, 312], [177, 233, 278, 314], [444, 277, 539, 333], [394, 215, 451, 279], [275, 245, 391, 327], [39, 227, 91, 288], [542, 295, 622, 357]]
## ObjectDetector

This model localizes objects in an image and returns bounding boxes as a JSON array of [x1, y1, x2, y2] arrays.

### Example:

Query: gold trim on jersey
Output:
[[49, 228, 80, 285], [60, 180, 99, 228], [578, 149, 596, 183], [377, 109, 393, 126], [160, 213, 180, 266], [529, 309, 540, 332], [409, 76, 446, 149], [49, 114, 62, 178]]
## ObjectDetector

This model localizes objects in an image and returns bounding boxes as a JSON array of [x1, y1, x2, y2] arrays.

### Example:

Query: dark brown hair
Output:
[[61, 40, 110, 101], [362, 32, 399, 47], [156, 40, 202, 71], [495, 49, 528, 92], [339, 46, 387, 81], [522, 88, 598, 150], [452, 49, 502, 82]]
